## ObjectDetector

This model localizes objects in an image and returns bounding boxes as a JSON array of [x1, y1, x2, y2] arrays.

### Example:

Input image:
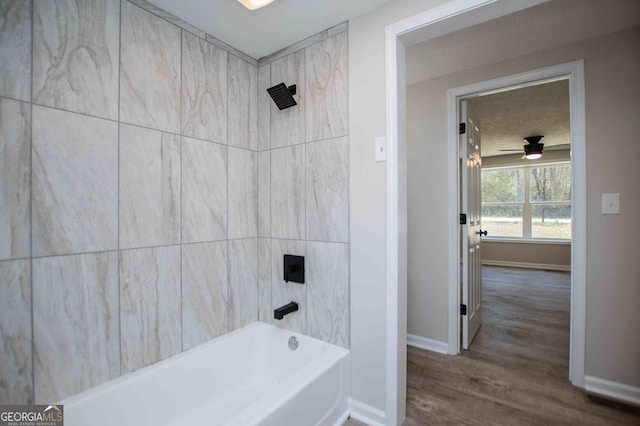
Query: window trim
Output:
[[482, 161, 572, 241]]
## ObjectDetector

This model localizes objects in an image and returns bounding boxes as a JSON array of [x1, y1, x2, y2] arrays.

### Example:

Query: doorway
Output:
[[384, 3, 588, 421], [458, 79, 573, 352]]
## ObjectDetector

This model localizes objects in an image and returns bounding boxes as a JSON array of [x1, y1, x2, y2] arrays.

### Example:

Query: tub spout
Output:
[[274, 302, 299, 320]]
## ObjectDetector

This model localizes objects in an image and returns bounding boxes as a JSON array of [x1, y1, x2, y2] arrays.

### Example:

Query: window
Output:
[[481, 163, 571, 240]]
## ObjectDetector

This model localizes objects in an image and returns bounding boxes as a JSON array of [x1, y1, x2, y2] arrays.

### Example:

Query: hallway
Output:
[[347, 266, 640, 425], [403, 266, 639, 425]]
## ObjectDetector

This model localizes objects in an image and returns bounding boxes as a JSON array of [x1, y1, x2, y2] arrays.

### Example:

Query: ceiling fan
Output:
[[499, 136, 571, 160]]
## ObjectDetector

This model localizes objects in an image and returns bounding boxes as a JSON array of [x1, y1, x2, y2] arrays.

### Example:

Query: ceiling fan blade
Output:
[[498, 149, 524, 152], [545, 144, 571, 151]]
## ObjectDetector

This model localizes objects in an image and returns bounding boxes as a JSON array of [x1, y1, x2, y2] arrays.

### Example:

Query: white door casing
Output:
[[383, 2, 583, 425], [460, 100, 483, 350]]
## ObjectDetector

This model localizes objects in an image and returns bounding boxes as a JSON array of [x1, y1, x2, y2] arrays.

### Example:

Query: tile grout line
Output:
[[268, 64, 272, 324], [303, 44, 309, 335], [179, 28, 184, 354], [20, 98, 253, 152], [128, 0, 257, 66], [117, 0, 123, 377], [226, 49, 231, 332], [345, 28, 351, 348], [29, 0, 35, 403]]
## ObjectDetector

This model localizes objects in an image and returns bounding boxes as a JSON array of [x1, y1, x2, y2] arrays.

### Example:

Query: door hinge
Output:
[[460, 213, 467, 225], [460, 304, 467, 315], [459, 123, 466, 134]]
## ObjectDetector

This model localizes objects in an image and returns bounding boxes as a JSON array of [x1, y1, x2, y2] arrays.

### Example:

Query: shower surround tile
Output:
[[305, 32, 348, 142], [228, 55, 257, 150], [120, 1, 180, 133], [0, 0, 31, 101], [306, 137, 349, 242], [228, 239, 258, 330], [128, 0, 206, 40], [32, 106, 118, 257], [270, 51, 305, 148], [257, 65, 271, 151], [182, 242, 228, 350], [120, 246, 181, 373], [33, 0, 120, 120], [181, 137, 227, 243], [271, 239, 306, 334], [257, 238, 272, 323], [257, 151, 270, 238], [33, 252, 120, 403], [182, 31, 228, 144], [228, 148, 257, 239], [0, 260, 31, 404], [271, 145, 305, 240], [306, 242, 349, 348], [0, 99, 30, 260], [120, 124, 181, 249]]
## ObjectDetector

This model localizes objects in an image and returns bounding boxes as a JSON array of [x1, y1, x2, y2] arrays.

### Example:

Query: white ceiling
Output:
[[147, 0, 390, 59], [467, 80, 570, 157]]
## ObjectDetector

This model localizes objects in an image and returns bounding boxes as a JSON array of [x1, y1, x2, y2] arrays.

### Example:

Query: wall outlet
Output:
[[602, 193, 620, 215], [375, 137, 386, 162]]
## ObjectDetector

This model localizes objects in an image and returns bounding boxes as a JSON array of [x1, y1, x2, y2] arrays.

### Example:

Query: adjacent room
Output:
[[1, 0, 639, 425]]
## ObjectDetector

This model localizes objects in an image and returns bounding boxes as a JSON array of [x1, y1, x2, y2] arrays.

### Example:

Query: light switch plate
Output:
[[375, 137, 386, 162], [602, 193, 620, 215]]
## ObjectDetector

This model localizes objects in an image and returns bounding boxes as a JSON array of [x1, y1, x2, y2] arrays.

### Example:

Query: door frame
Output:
[[447, 63, 585, 361], [384, 1, 585, 424]]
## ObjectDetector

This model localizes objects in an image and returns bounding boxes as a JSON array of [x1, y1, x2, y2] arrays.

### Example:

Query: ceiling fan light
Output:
[[523, 136, 544, 160], [238, 0, 274, 10]]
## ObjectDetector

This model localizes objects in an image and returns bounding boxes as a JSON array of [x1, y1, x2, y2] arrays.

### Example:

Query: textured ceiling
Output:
[[467, 80, 570, 157], [406, 0, 640, 85], [146, 0, 390, 59]]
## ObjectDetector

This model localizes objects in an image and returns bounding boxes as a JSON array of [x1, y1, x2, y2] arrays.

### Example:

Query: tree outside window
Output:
[[481, 163, 571, 239]]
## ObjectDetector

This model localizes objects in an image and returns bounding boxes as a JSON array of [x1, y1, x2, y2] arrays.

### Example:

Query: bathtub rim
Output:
[[58, 321, 349, 408]]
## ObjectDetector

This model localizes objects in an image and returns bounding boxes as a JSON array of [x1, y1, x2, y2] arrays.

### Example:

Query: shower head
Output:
[[267, 83, 297, 110]]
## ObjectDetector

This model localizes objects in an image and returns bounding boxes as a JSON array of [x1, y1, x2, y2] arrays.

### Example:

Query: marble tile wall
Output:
[[33, 252, 120, 402], [270, 50, 305, 149], [257, 25, 350, 349], [32, 105, 119, 257], [0, 260, 32, 404], [181, 31, 227, 144], [0, 98, 30, 260], [120, 0, 181, 133], [228, 55, 258, 150], [0, 1, 31, 101], [228, 148, 257, 239], [0, 0, 261, 404], [119, 124, 181, 249], [228, 239, 259, 329], [120, 246, 181, 374], [181, 241, 228, 350], [33, 0, 120, 120], [0, 0, 348, 404]]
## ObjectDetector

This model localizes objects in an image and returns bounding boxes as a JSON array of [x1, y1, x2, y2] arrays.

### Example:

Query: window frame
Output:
[[481, 161, 572, 242]]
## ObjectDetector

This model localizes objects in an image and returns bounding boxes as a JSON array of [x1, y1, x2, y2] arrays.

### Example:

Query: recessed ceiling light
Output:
[[238, 0, 275, 10]]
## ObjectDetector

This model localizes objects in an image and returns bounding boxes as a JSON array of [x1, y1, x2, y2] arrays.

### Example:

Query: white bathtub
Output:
[[60, 322, 350, 426]]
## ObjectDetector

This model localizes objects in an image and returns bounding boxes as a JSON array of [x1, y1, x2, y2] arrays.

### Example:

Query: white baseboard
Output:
[[585, 376, 640, 406], [482, 259, 570, 272], [348, 398, 385, 426], [407, 334, 448, 354], [333, 410, 351, 426]]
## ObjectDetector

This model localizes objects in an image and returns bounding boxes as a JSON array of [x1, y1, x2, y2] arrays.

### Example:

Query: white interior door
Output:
[[460, 100, 483, 350]]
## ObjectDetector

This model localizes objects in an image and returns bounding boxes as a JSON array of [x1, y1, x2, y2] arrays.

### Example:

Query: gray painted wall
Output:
[[406, 27, 640, 387]]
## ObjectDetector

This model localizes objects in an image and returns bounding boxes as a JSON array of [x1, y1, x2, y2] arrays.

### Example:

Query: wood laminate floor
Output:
[[345, 266, 640, 425]]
